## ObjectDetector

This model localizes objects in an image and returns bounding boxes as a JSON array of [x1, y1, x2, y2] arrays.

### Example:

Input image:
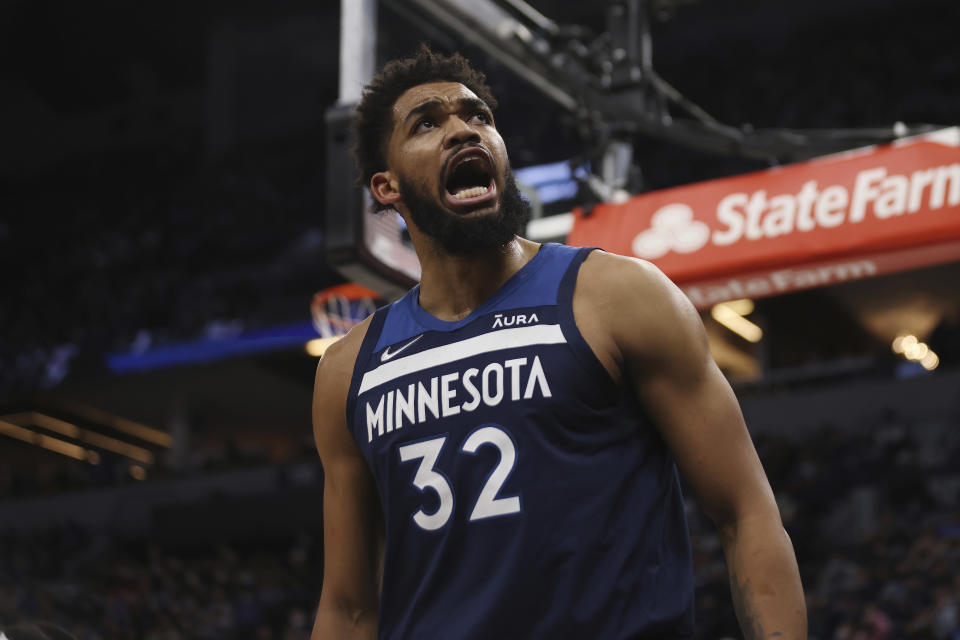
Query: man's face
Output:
[[376, 82, 530, 254]]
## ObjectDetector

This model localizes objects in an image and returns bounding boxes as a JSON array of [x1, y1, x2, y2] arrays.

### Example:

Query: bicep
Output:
[[618, 265, 777, 530], [637, 348, 775, 529]]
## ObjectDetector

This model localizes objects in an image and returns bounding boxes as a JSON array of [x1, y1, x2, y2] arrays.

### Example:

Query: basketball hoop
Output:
[[308, 283, 379, 356]]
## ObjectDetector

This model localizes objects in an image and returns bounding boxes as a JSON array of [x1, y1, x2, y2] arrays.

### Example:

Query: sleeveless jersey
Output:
[[346, 243, 694, 639]]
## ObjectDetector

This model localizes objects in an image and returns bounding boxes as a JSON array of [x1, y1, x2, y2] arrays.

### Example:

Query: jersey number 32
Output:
[[398, 425, 521, 531]]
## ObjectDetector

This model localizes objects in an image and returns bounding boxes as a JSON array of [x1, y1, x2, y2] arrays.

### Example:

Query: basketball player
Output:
[[312, 47, 806, 639]]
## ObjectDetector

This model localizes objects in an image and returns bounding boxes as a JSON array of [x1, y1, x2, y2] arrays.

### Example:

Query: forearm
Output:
[[720, 513, 807, 640], [311, 602, 378, 640]]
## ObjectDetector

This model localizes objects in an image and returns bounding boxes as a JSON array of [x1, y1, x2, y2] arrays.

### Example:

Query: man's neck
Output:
[[414, 236, 540, 322]]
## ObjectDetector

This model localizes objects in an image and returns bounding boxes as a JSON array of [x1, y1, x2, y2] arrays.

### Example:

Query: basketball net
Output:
[[308, 283, 379, 356]]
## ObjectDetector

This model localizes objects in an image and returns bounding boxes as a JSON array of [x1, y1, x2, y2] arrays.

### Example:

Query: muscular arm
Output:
[[311, 321, 383, 640], [576, 252, 806, 639]]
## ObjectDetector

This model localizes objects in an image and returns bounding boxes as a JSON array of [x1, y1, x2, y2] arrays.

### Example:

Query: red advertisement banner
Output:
[[679, 238, 960, 310], [567, 129, 960, 301]]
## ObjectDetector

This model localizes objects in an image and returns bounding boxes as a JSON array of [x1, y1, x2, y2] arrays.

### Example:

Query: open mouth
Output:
[[444, 150, 496, 208]]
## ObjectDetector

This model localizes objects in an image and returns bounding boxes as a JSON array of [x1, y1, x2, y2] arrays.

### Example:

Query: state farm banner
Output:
[[567, 128, 960, 307]]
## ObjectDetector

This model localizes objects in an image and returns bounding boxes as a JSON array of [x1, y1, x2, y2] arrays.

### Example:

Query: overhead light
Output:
[[897, 334, 918, 353], [891, 335, 908, 353], [711, 303, 763, 343], [904, 342, 929, 361], [64, 403, 172, 447], [921, 351, 940, 371], [0, 419, 95, 463], [3, 412, 155, 465], [306, 337, 342, 357], [893, 333, 940, 371], [723, 298, 755, 316]]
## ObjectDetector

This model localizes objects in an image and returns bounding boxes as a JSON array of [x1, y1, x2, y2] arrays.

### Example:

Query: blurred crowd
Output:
[[0, 141, 338, 396], [0, 527, 320, 640], [3, 413, 960, 639], [694, 414, 960, 639]]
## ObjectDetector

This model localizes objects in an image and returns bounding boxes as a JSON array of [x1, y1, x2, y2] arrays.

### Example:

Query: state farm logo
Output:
[[629, 162, 960, 259], [631, 203, 710, 259]]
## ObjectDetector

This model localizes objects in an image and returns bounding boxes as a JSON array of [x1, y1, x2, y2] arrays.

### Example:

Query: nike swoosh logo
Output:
[[381, 335, 423, 362]]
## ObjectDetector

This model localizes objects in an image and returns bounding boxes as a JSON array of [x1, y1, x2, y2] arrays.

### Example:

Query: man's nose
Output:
[[443, 117, 481, 148]]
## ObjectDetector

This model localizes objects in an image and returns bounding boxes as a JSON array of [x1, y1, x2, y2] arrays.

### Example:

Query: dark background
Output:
[[2, 0, 958, 393], [1, 1, 959, 638]]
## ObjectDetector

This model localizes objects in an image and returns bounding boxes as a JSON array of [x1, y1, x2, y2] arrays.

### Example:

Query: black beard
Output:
[[398, 167, 532, 255]]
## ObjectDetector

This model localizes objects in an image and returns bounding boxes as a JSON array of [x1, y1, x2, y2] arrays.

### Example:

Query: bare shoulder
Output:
[[313, 315, 374, 453], [314, 315, 373, 393], [577, 250, 689, 314], [574, 250, 707, 372]]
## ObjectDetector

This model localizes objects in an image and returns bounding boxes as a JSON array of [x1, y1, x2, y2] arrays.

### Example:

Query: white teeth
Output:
[[453, 186, 490, 199]]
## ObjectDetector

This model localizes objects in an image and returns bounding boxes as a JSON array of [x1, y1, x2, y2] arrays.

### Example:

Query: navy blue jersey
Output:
[[346, 243, 693, 639]]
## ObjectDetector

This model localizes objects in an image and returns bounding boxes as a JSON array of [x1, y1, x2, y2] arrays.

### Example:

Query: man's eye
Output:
[[414, 118, 436, 133], [471, 112, 490, 124]]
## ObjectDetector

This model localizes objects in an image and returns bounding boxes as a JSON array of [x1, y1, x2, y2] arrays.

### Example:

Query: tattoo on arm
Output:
[[730, 570, 783, 640]]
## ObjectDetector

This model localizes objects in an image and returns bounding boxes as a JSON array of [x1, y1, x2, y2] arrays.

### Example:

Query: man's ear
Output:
[[371, 172, 402, 207]]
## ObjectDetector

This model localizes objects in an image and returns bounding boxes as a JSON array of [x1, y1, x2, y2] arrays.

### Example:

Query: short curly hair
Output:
[[352, 45, 498, 202]]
